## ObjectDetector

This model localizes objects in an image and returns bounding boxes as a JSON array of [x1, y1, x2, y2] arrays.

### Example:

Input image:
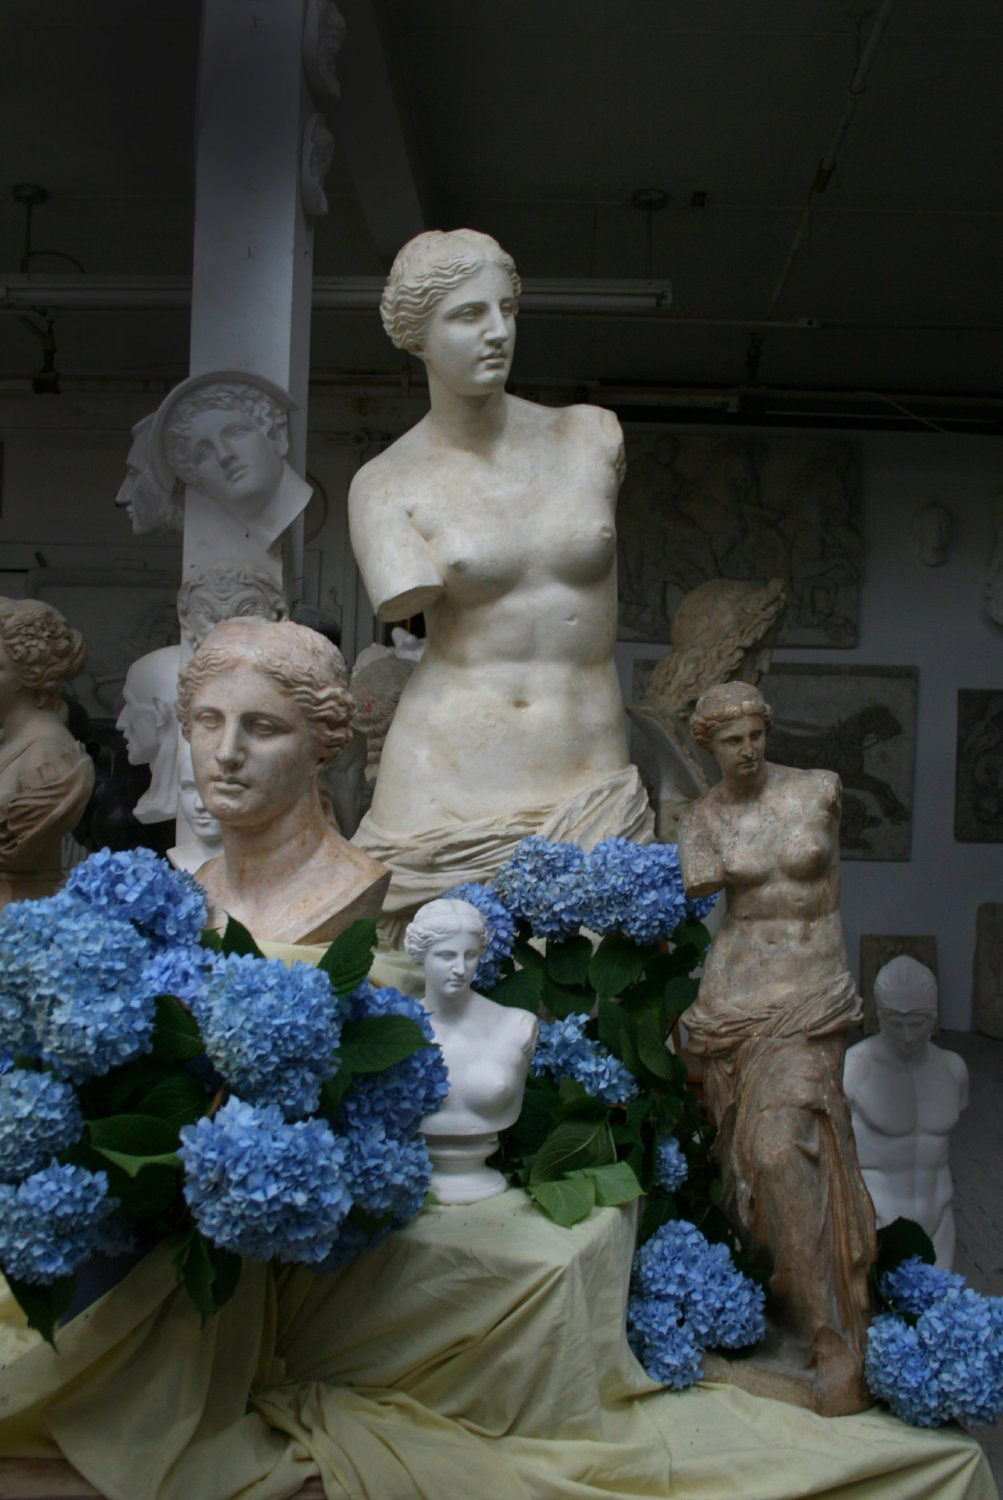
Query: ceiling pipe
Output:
[[766, 0, 898, 318]]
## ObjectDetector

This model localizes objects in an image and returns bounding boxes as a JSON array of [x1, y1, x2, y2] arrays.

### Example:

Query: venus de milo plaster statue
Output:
[[404, 897, 538, 1204], [349, 229, 653, 928], [0, 598, 94, 907], [177, 616, 388, 945], [677, 680, 875, 1417], [844, 954, 968, 1269]]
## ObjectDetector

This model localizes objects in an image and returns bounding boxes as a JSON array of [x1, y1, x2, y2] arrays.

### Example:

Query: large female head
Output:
[[647, 578, 787, 717], [152, 372, 294, 516], [177, 617, 353, 829], [379, 229, 521, 358], [0, 598, 86, 716], [690, 680, 773, 789], [404, 897, 488, 1001]]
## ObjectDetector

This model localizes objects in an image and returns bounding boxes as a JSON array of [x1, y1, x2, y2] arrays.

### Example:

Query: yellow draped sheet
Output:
[[0, 1192, 995, 1500]]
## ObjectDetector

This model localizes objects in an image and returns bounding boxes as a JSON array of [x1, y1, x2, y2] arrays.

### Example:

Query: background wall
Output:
[[1, 394, 999, 1027]]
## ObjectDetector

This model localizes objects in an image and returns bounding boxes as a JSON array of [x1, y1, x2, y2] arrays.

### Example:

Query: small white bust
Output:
[[844, 955, 969, 1268], [115, 413, 184, 535], [404, 898, 538, 1205], [115, 646, 181, 824], [168, 740, 222, 874]]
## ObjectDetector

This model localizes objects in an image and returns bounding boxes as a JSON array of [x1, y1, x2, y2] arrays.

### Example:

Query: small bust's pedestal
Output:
[[424, 1132, 506, 1204]]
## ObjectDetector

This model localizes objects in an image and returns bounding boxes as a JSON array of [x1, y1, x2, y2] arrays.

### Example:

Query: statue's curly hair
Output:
[[689, 680, 773, 750], [176, 617, 353, 767], [0, 598, 86, 709], [379, 229, 521, 355], [646, 577, 787, 717]]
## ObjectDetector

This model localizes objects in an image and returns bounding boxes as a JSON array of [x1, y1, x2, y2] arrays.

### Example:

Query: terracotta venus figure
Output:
[[177, 617, 388, 945], [0, 598, 94, 907], [677, 680, 875, 1417], [349, 229, 653, 928], [844, 955, 968, 1269], [404, 898, 538, 1204]]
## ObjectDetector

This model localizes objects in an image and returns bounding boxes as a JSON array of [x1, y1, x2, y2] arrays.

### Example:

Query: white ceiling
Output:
[[1, 0, 1001, 421]]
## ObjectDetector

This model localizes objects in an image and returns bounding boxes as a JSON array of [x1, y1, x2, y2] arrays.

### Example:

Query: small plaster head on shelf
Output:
[[177, 559, 289, 651], [115, 412, 184, 535], [176, 616, 389, 945], [151, 371, 310, 551], [115, 645, 181, 825], [873, 952, 938, 1056], [911, 502, 953, 566]]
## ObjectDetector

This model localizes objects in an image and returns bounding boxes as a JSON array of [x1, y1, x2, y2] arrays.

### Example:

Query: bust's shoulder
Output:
[[843, 1037, 879, 1093], [932, 1044, 969, 1088], [348, 424, 429, 507], [769, 762, 841, 808], [516, 396, 621, 449]]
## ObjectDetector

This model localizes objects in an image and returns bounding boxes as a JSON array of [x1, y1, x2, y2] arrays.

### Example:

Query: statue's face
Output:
[[188, 666, 318, 829], [116, 683, 163, 765], [420, 262, 516, 396], [116, 434, 177, 535], [709, 713, 766, 786], [178, 762, 222, 845], [185, 409, 284, 515], [878, 1006, 936, 1061], [423, 928, 483, 1000], [183, 585, 282, 650]]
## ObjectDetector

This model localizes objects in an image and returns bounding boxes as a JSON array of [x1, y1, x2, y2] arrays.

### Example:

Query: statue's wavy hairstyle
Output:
[[403, 898, 488, 964], [0, 598, 86, 709], [165, 384, 286, 486], [689, 680, 773, 750], [379, 229, 521, 355], [176, 618, 353, 767], [646, 578, 787, 717]]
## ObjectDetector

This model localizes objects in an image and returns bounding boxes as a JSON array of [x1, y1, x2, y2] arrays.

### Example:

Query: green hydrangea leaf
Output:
[[136, 1075, 210, 1130], [5, 1274, 75, 1349], [545, 934, 594, 987], [527, 1174, 596, 1227], [87, 1113, 180, 1156], [151, 994, 204, 1065], [316, 918, 378, 997], [575, 1159, 644, 1207], [529, 1117, 614, 1183], [487, 966, 543, 1012], [172, 1230, 241, 1326], [219, 915, 264, 958], [340, 1015, 431, 1074], [588, 934, 647, 999]]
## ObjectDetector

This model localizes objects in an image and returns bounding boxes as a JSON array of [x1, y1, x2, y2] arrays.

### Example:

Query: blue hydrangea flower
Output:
[[179, 1097, 352, 1263], [190, 953, 342, 1120], [0, 1071, 83, 1183], [338, 984, 449, 1139], [685, 891, 719, 924], [531, 1015, 639, 1105], [866, 1313, 945, 1427], [139, 946, 214, 1008], [0, 1162, 118, 1284], [67, 848, 207, 947], [0, 892, 84, 1056], [493, 837, 589, 939], [654, 1135, 688, 1192], [881, 1256, 966, 1317], [580, 838, 691, 944], [627, 1218, 765, 1389], [440, 882, 516, 990], [341, 1119, 432, 1219]]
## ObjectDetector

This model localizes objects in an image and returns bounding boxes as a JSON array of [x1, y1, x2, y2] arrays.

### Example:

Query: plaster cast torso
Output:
[[843, 1037, 968, 1266], [349, 397, 629, 830], [422, 993, 538, 1137]]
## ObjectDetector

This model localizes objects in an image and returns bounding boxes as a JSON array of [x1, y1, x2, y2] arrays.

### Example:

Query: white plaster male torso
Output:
[[843, 956, 969, 1268]]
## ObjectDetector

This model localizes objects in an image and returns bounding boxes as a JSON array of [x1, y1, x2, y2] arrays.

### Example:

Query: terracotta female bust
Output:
[[349, 229, 652, 929], [678, 679, 874, 1417], [0, 598, 94, 907], [404, 897, 537, 1204], [177, 617, 388, 944]]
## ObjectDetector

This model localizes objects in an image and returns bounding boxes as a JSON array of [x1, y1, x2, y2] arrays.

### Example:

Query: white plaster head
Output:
[[874, 954, 938, 1060], [0, 597, 86, 717], [649, 577, 788, 716], [152, 371, 295, 520], [177, 560, 289, 651], [689, 679, 773, 751], [379, 229, 522, 357], [301, 113, 335, 216], [912, 503, 953, 566], [404, 898, 488, 1002], [115, 646, 179, 767], [177, 738, 221, 848], [115, 413, 185, 535], [303, 0, 347, 99]]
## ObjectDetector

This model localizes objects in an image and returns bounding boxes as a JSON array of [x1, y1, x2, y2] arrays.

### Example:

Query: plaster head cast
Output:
[[690, 680, 773, 797], [403, 897, 488, 1003], [176, 616, 388, 944], [873, 953, 938, 1059], [176, 560, 289, 651], [116, 645, 181, 825], [380, 228, 521, 397], [167, 739, 222, 876], [912, 502, 953, 566], [115, 413, 185, 535], [151, 371, 310, 551]]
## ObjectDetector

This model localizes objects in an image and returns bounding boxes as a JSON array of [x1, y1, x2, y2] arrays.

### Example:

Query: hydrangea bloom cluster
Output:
[[493, 837, 589, 939], [0, 1070, 83, 1183], [654, 1135, 688, 1192], [531, 1015, 639, 1105], [581, 839, 691, 944], [0, 1162, 118, 1283], [191, 953, 341, 1119], [66, 846, 206, 947], [338, 984, 449, 1139], [179, 1097, 353, 1263], [0, 892, 76, 1055], [440, 881, 516, 989], [140, 945, 214, 1008], [627, 1219, 765, 1389], [866, 1258, 1003, 1427], [341, 1121, 431, 1220]]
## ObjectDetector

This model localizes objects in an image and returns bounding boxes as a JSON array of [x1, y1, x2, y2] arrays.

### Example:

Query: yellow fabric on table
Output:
[[0, 1191, 995, 1500]]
